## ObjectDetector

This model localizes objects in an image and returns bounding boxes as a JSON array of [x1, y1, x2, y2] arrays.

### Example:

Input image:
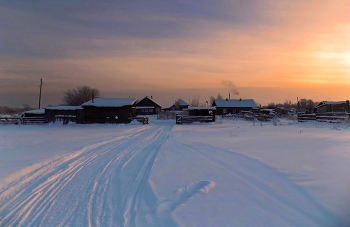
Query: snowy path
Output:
[[1, 120, 349, 226], [0, 125, 173, 227]]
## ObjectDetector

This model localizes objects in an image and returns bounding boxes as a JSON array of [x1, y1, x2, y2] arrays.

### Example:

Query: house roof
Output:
[[136, 106, 155, 109], [213, 99, 257, 108], [176, 99, 189, 106], [316, 101, 347, 108], [81, 98, 137, 107], [188, 107, 216, 110], [136, 96, 162, 107], [22, 109, 45, 115], [45, 106, 83, 110]]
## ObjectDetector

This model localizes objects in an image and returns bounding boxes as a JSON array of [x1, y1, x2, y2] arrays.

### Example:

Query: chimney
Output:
[[92, 91, 94, 103], [151, 96, 153, 99], [229, 93, 230, 100], [226, 98, 228, 101]]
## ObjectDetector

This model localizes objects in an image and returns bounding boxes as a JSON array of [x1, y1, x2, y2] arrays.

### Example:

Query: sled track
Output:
[[0, 125, 172, 227]]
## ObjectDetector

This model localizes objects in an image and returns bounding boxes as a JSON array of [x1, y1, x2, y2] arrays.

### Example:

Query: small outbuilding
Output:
[[136, 96, 162, 115], [212, 99, 257, 115], [20, 109, 46, 124], [81, 98, 137, 123], [314, 101, 350, 113], [45, 106, 83, 123]]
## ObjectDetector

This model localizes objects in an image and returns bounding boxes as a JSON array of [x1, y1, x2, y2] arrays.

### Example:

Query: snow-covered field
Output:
[[0, 117, 350, 227]]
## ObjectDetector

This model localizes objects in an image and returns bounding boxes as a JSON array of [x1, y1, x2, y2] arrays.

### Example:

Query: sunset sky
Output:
[[1, 0, 350, 108]]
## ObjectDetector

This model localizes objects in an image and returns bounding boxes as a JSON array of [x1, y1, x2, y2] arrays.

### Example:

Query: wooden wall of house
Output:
[[136, 98, 161, 114], [84, 106, 135, 123], [215, 107, 252, 115], [45, 109, 78, 123]]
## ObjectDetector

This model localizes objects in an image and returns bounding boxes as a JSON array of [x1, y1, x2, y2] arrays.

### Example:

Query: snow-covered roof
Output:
[[316, 101, 348, 108], [22, 109, 45, 115], [45, 106, 83, 110], [176, 99, 189, 106], [136, 106, 155, 109], [188, 107, 216, 110], [213, 99, 257, 108], [136, 96, 162, 107], [81, 98, 137, 107]]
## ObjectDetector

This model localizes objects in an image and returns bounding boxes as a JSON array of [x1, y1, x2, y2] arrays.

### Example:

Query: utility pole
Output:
[[39, 78, 42, 109]]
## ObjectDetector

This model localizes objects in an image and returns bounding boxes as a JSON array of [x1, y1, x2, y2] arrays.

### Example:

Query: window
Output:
[[223, 109, 227, 114]]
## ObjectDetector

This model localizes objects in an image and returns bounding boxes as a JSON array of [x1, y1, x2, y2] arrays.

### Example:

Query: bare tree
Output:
[[190, 96, 200, 107], [62, 86, 100, 106]]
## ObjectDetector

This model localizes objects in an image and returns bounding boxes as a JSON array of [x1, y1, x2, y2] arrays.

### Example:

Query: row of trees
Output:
[[265, 99, 318, 111]]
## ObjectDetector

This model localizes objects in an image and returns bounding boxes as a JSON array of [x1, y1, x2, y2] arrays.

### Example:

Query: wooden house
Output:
[[81, 98, 137, 124], [136, 96, 162, 115], [212, 99, 257, 115], [171, 99, 189, 110], [314, 101, 350, 113]]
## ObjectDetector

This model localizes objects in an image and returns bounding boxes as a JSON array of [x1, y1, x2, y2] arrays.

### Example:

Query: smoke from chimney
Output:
[[221, 80, 239, 96]]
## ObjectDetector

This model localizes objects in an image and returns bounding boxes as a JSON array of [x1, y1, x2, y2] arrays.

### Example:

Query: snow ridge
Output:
[[0, 125, 173, 227]]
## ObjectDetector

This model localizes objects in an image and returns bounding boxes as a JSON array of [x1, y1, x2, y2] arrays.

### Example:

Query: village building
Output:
[[212, 99, 258, 115], [45, 106, 83, 123], [20, 109, 46, 124], [171, 99, 189, 110], [314, 100, 350, 113], [136, 96, 161, 115], [81, 98, 137, 124]]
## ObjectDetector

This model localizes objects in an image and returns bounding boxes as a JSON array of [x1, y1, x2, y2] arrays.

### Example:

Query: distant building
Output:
[[44, 106, 83, 123], [136, 96, 161, 115], [314, 100, 350, 113], [212, 99, 257, 115], [171, 99, 189, 110], [81, 98, 137, 123]]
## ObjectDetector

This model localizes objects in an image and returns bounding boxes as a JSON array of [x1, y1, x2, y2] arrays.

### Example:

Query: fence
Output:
[[298, 112, 349, 122], [175, 115, 214, 124]]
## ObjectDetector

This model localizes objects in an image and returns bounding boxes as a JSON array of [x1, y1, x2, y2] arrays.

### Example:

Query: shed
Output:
[[188, 106, 216, 116], [81, 98, 137, 123], [20, 109, 46, 124], [314, 100, 350, 113], [212, 99, 257, 115], [45, 106, 83, 123], [136, 96, 162, 115]]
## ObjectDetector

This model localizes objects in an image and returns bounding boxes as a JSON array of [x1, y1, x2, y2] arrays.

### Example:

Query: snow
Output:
[[81, 98, 137, 107], [45, 106, 83, 110], [187, 107, 216, 110], [213, 99, 258, 108], [136, 106, 155, 109], [0, 118, 350, 226], [21, 109, 45, 114]]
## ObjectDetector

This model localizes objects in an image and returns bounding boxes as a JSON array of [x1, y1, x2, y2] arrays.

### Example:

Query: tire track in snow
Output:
[[175, 140, 341, 227], [0, 125, 172, 227]]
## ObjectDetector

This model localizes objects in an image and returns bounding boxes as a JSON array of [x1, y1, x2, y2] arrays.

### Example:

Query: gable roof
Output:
[[81, 98, 137, 107], [316, 101, 347, 108], [213, 99, 257, 108], [176, 99, 189, 106], [136, 96, 162, 107]]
